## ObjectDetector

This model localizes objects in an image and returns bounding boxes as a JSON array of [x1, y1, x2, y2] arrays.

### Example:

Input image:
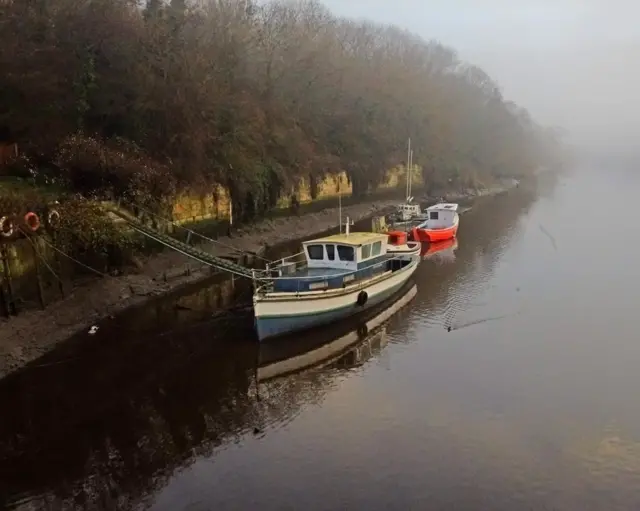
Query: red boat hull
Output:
[[411, 224, 458, 243]]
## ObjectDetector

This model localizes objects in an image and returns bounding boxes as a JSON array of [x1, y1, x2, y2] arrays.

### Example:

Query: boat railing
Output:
[[252, 252, 414, 295], [265, 251, 306, 271]]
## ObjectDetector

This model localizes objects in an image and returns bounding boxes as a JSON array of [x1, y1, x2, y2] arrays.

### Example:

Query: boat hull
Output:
[[411, 214, 459, 242], [254, 259, 418, 341], [412, 224, 458, 242]]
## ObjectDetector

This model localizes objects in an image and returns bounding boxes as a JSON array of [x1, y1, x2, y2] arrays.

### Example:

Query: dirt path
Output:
[[0, 199, 397, 378]]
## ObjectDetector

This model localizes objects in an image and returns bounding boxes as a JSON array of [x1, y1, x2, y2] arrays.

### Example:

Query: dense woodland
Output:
[[0, 0, 565, 221]]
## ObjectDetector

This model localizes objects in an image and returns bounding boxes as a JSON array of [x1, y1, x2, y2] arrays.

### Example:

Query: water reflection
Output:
[[0, 289, 418, 510], [420, 239, 458, 263], [0, 185, 540, 510], [257, 284, 416, 383]]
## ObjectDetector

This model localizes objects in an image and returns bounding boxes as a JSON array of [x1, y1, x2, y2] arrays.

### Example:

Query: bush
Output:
[[54, 199, 138, 271], [54, 134, 177, 208]]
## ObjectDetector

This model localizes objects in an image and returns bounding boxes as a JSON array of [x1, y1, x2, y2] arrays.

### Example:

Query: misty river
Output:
[[2, 166, 640, 510]]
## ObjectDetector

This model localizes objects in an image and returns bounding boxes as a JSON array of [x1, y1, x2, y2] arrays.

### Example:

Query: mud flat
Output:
[[0, 199, 398, 378], [0, 178, 522, 379]]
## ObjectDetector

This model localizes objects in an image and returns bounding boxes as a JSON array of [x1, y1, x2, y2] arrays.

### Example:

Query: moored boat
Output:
[[252, 226, 420, 342], [393, 200, 422, 222], [410, 203, 459, 242], [385, 230, 421, 261]]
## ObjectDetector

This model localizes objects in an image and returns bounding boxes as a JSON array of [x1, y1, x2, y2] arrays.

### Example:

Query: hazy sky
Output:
[[321, 0, 640, 149]]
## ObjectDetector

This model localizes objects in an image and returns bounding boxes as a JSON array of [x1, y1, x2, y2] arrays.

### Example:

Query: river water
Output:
[[2, 167, 640, 510]]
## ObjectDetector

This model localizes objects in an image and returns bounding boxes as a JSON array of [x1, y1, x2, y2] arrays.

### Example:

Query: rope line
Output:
[[127, 224, 255, 280], [36, 234, 110, 278], [118, 198, 271, 262], [17, 227, 64, 284]]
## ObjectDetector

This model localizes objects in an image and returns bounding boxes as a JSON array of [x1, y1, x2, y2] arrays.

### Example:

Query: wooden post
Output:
[[32, 238, 46, 309], [0, 255, 9, 317], [51, 233, 66, 299], [1, 246, 16, 315]]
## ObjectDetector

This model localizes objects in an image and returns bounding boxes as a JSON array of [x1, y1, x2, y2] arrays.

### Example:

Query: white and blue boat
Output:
[[252, 223, 420, 341]]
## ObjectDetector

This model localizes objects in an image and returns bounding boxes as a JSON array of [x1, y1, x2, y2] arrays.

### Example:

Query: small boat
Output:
[[252, 222, 420, 342], [392, 138, 422, 222], [385, 230, 421, 261], [393, 199, 422, 222], [410, 203, 459, 242]]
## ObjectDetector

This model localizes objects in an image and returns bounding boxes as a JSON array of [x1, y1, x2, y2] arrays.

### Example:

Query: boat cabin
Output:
[[271, 232, 391, 293], [422, 203, 458, 228], [303, 232, 389, 271]]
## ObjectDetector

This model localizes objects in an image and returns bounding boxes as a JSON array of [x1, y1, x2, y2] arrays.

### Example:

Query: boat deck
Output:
[[271, 257, 398, 293], [288, 267, 352, 278]]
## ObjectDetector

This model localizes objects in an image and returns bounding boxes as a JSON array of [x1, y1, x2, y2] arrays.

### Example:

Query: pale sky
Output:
[[321, 0, 640, 150]]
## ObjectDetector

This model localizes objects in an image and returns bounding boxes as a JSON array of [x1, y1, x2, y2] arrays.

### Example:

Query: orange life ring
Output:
[[24, 212, 40, 232], [0, 216, 14, 237]]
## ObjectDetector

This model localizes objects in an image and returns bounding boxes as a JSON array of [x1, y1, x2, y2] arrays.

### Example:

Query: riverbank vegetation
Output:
[[0, 0, 565, 223]]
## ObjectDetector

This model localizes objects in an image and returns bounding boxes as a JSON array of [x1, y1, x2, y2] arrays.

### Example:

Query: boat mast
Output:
[[408, 148, 413, 201], [406, 138, 411, 201]]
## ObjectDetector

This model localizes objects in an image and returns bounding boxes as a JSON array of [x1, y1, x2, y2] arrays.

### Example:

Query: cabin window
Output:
[[430, 211, 439, 220], [326, 244, 335, 260], [337, 245, 355, 261], [372, 241, 382, 256], [362, 244, 371, 259], [307, 244, 325, 260]]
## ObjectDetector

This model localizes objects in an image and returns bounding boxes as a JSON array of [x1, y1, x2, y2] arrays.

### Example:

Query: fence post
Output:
[[0, 245, 16, 315], [51, 233, 66, 298], [32, 238, 46, 310], [0, 257, 9, 317]]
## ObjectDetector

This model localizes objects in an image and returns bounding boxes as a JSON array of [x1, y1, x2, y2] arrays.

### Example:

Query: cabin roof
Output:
[[426, 203, 458, 211], [306, 232, 388, 247]]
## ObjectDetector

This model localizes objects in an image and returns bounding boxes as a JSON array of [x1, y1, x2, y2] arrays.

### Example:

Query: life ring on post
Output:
[[46, 209, 61, 230], [356, 290, 368, 307], [0, 216, 14, 238], [24, 212, 41, 232]]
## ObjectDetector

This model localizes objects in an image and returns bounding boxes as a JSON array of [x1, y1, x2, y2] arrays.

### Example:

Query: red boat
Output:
[[410, 203, 459, 242]]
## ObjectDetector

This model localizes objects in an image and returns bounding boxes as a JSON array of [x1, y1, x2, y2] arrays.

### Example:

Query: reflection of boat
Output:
[[420, 238, 459, 261], [410, 203, 459, 242], [257, 284, 417, 382], [254, 225, 420, 342]]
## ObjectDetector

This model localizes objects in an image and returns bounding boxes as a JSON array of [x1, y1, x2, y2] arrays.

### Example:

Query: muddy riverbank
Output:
[[0, 181, 517, 379], [0, 199, 399, 377]]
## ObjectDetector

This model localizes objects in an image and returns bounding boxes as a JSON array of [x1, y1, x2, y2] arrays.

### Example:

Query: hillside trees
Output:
[[0, 0, 563, 218]]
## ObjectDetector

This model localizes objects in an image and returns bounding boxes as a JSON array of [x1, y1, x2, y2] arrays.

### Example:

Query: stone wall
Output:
[[170, 166, 421, 225]]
